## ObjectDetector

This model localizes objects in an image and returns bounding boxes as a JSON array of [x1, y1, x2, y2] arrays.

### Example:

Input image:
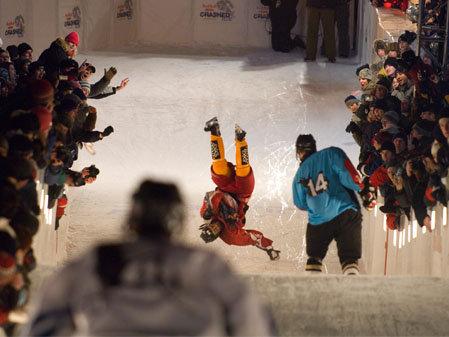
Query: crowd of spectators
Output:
[[0, 31, 128, 333], [344, 29, 449, 232]]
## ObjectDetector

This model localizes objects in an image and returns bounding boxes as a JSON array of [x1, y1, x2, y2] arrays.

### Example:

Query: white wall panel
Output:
[[136, 0, 193, 47]]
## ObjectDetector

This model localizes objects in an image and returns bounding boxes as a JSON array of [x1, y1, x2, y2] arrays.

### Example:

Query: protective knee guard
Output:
[[305, 257, 323, 272], [342, 261, 359, 275], [211, 135, 229, 176], [235, 139, 250, 177]]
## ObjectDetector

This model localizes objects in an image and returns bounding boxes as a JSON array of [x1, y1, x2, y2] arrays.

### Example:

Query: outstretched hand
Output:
[[116, 78, 129, 91]]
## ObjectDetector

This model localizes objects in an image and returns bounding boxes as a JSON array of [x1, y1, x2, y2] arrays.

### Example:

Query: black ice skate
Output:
[[204, 117, 221, 136], [235, 124, 246, 141], [266, 248, 280, 261]]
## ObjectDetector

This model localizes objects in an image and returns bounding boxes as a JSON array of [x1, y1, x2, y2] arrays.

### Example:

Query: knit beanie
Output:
[[398, 30, 417, 44], [65, 31, 80, 47], [379, 141, 396, 153], [376, 77, 392, 91], [344, 95, 360, 107], [383, 110, 399, 123]]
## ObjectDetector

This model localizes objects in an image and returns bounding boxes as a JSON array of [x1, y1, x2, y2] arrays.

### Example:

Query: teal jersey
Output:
[[292, 147, 362, 225]]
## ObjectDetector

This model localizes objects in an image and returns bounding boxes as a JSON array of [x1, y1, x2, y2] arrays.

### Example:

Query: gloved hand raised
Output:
[[104, 67, 117, 81], [102, 126, 114, 137]]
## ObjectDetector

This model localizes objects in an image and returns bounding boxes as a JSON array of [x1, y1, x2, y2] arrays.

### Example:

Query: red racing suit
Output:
[[200, 163, 273, 249]]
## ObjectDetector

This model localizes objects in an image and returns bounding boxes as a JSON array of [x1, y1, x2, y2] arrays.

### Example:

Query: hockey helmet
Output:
[[199, 220, 222, 243], [295, 134, 316, 154]]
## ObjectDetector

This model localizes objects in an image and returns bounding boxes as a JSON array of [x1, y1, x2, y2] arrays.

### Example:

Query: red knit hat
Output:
[[31, 106, 52, 132], [28, 79, 54, 101], [65, 31, 80, 47], [0, 252, 16, 278]]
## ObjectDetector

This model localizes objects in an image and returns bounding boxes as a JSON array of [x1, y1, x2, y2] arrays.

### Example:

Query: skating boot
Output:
[[204, 117, 220, 136], [266, 248, 280, 261], [235, 124, 246, 141], [305, 257, 323, 273], [342, 262, 359, 276]]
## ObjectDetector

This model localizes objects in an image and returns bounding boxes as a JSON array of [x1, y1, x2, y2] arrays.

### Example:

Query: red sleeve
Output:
[[369, 166, 390, 188], [344, 158, 364, 189]]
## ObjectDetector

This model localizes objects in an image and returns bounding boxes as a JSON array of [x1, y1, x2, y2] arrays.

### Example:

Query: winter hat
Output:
[[373, 39, 387, 53], [398, 30, 417, 44], [344, 95, 360, 107], [357, 65, 373, 81], [65, 31, 80, 47], [383, 110, 399, 123], [379, 141, 396, 153], [373, 131, 392, 145], [376, 77, 391, 91], [356, 64, 370, 76], [31, 106, 53, 132], [372, 99, 388, 111], [412, 120, 435, 137], [6, 45, 18, 60], [384, 57, 399, 70], [28, 79, 54, 102], [17, 42, 32, 55]]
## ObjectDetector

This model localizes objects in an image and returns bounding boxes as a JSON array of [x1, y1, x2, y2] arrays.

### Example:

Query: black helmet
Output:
[[295, 134, 317, 154]]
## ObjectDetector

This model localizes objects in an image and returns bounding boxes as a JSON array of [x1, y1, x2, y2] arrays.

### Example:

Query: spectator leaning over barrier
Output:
[[23, 179, 276, 337]]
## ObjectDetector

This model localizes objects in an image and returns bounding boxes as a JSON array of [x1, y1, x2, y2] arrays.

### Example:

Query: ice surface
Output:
[[64, 49, 360, 275]]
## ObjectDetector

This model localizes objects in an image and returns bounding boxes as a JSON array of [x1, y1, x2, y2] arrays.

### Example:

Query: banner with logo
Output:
[[247, 0, 270, 47], [110, 0, 138, 47], [136, 0, 192, 47], [58, 0, 83, 48], [193, 0, 247, 46], [0, 0, 31, 47]]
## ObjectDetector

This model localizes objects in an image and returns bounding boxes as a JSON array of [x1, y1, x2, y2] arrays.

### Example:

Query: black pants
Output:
[[306, 209, 362, 266], [269, 0, 298, 52]]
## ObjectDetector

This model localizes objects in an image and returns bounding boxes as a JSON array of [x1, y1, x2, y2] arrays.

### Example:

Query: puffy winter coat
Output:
[[38, 38, 69, 79]]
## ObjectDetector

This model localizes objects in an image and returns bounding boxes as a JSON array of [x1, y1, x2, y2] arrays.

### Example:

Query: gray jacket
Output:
[[23, 239, 275, 336]]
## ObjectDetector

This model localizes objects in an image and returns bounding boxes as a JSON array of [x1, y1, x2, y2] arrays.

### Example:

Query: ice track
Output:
[[63, 49, 360, 275]]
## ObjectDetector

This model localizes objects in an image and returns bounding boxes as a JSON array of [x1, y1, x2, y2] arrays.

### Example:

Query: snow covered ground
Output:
[[63, 48, 360, 275]]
